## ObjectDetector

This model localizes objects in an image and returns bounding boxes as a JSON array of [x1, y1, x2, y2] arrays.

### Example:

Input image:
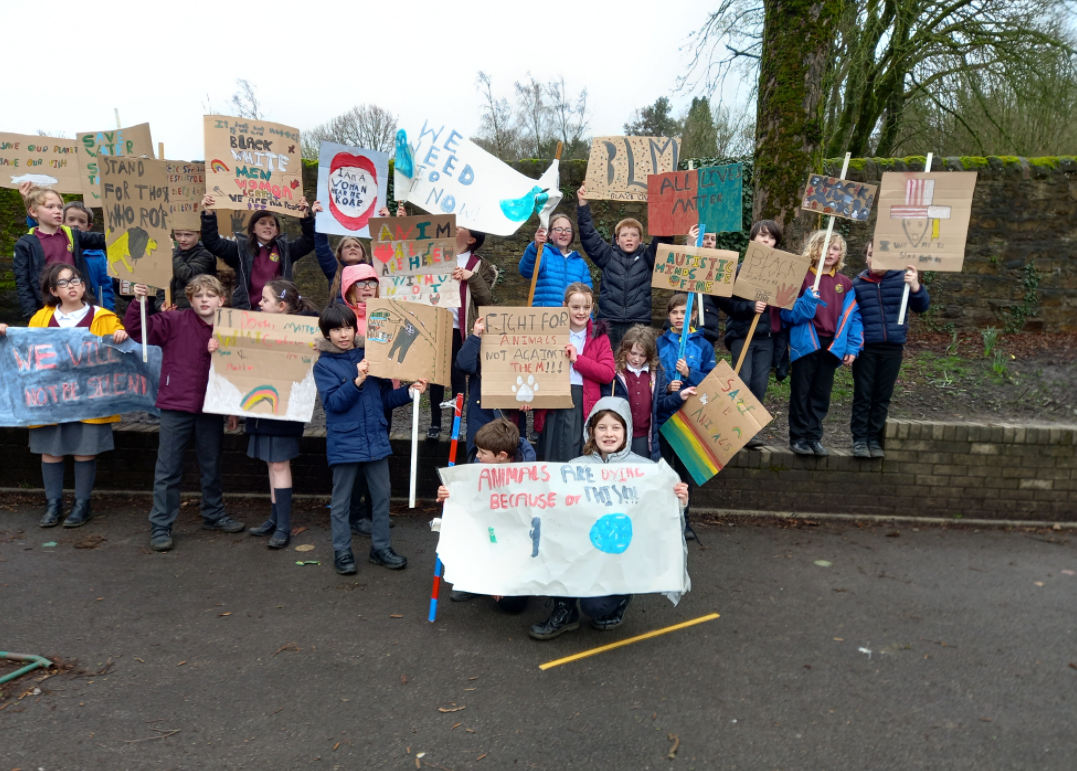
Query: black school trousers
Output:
[[788, 339, 841, 445], [850, 343, 904, 444]]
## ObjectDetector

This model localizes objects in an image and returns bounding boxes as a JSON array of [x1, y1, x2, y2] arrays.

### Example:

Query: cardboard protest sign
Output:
[[584, 136, 680, 202], [0, 133, 83, 192], [651, 244, 738, 296], [315, 142, 389, 238], [369, 214, 459, 307], [0, 328, 161, 427], [872, 172, 978, 272], [166, 161, 206, 231], [733, 242, 814, 309], [696, 164, 744, 232], [203, 309, 320, 422], [76, 123, 155, 203], [660, 361, 773, 486], [801, 174, 877, 221], [99, 157, 173, 289], [395, 121, 562, 235], [364, 299, 453, 387], [478, 307, 574, 410], [437, 459, 689, 599], [647, 164, 742, 236], [203, 115, 304, 216]]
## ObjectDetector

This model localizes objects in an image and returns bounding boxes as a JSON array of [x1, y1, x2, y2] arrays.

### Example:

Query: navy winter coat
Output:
[[612, 364, 683, 460], [851, 270, 930, 346], [518, 242, 593, 307], [14, 226, 103, 319]]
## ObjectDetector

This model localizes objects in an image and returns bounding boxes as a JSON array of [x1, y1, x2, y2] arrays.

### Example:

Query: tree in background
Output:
[[474, 71, 521, 161], [623, 97, 684, 136], [714, 103, 756, 157], [515, 73, 551, 158], [681, 97, 718, 158], [473, 71, 590, 160], [546, 75, 591, 159], [231, 79, 264, 120], [302, 105, 398, 159]]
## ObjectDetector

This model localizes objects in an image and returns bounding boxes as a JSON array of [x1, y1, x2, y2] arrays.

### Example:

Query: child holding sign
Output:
[[0, 265, 128, 528], [313, 203, 401, 304], [519, 212, 593, 307], [155, 229, 217, 312], [612, 326, 683, 461]]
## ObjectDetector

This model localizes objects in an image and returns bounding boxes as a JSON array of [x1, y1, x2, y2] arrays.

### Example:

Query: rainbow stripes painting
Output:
[[241, 385, 280, 414], [660, 410, 723, 486]]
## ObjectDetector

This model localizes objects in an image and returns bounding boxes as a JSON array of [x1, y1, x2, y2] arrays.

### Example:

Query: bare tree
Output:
[[302, 104, 398, 159], [546, 75, 591, 159], [514, 73, 552, 158], [231, 79, 263, 120], [36, 129, 68, 138], [473, 71, 520, 161], [713, 103, 755, 157]]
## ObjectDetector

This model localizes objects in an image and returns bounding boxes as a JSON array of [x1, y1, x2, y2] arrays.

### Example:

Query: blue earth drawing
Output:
[[589, 514, 633, 554]]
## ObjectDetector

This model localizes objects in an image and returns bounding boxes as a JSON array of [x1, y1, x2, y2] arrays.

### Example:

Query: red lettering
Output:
[[33, 344, 57, 370], [112, 373, 127, 395], [61, 381, 79, 401]]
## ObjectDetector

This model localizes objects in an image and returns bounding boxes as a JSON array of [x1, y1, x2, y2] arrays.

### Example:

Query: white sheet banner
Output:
[[437, 460, 689, 600]]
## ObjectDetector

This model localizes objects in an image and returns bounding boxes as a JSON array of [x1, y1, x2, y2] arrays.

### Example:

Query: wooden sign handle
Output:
[[734, 313, 761, 375], [526, 142, 564, 307]]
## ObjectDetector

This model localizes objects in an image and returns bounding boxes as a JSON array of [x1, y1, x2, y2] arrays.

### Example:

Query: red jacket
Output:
[[124, 303, 214, 413], [534, 318, 615, 433]]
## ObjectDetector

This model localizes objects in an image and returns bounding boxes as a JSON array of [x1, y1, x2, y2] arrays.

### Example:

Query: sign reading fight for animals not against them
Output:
[[437, 459, 689, 599], [370, 214, 460, 308], [99, 157, 174, 290], [0, 133, 83, 192], [651, 245, 738, 297], [203, 116, 304, 216], [647, 164, 743, 235], [315, 142, 389, 238], [733, 242, 815, 310], [364, 299, 453, 387], [478, 307, 574, 410], [76, 123, 155, 203], [584, 136, 681, 202]]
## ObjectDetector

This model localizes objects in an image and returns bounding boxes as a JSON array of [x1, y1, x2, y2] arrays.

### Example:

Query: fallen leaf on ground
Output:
[[414, 760, 420, 770], [333, 742, 340, 751], [291, 526, 308, 536], [176, 661, 186, 666], [390, 614, 403, 618], [1034, 582, 1045, 587], [401, 674, 408, 685], [833, 637, 844, 642], [134, 658, 144, 663], [814, 560, 832, 567], [1062, 570, 1075, 576], [218, 612, 231, 617], [438, 706, 466, 713], [980, 718, 992, 722], [273, 642, 301, 656], [886, 531, 900, 538], [468, 677, 478, 680], [295, 544, 315, 552], [75, 534, 106, 549], [1068, 662, 1077, 670], [477, 753, 487, 760], [667, 733, 680, 759], [466, 728, 475, 733]]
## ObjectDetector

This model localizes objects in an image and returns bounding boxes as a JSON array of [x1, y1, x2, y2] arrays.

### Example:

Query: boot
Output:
[[40, 499, 63, 528], [62, 498, 92, 528], [335, 549, 357, 575], [528, 598, 580, 641], [249, 501, 277, 536], [268, 488, 292, 549]]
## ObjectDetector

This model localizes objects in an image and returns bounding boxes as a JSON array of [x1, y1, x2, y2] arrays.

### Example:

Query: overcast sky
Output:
[[5, 0, 750, 161]]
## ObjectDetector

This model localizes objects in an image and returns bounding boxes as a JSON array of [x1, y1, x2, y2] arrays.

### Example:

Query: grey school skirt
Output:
[[29, 422, 115, 456], [247, 434, 301, 463]]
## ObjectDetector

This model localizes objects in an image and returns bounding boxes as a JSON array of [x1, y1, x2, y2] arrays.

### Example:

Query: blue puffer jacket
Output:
[[611, 364, 684, 458], [81, 249, 115, 311], [851, 270, 930, 346], [780, 291, 864, 363], [656, 328, 717, 390], [313, 338, 413, 466], [518, 242, 593, 307]]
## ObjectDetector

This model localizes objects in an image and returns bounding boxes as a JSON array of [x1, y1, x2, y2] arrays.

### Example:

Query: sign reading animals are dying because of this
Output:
[[203, 309, 321, 422], [315, 142, 389, 238], [99, 156, 174, 290], [733, 242, 815, 310], [364, 299, 454, 387], [166, 161, 206, 232], [651, 244, 738, 297], [0, 133, 83, 192], [478, 307, 574, 410], [584, 136, 681, 202], [647, 164, 743, 235], [800, 175, 878, 222], [203, 116, 304, 216], [437, 459, 689, 600], [369, 214, 460, 308], [76, 123, 155, 203], [660, 360, 773, 486]]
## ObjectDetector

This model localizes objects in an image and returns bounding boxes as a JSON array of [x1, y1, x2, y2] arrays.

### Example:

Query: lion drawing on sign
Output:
[[106, 227, 159, 276]]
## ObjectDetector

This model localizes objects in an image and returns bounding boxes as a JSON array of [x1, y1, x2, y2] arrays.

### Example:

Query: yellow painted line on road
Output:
[[539, 613, 720, 670]]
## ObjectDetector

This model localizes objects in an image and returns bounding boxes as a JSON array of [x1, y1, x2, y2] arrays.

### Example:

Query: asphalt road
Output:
[[2, 494, 1075, 770]]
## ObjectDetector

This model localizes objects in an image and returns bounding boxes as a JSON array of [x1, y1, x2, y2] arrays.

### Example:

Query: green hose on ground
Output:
[[0, 651, 53, 685]]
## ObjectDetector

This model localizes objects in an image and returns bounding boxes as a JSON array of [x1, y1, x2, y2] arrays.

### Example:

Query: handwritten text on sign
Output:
[[76, 123, 155, 202], [0, 133, 83, 192], [872, 172, 978, 272], [100, 157, 174, 289], [647, 164, 743, 235], [584, 136, 681, 202], [479, 307, 574, 410], [651, 244, 738, 296], [733, 242, 814, 310], [167, 161, 206, 231], [203, 115, 304, 215], [370, 214, 460, 308]]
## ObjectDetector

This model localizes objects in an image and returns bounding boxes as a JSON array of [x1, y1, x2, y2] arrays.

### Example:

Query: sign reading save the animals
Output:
[[651, 244, 738, 296], [203, 309, 320, 422], [584, 136, 680, 202], [364, 299, 453, 387], [733, 242, 814, 310], [0, 328, 161, 427], [437, 459, 689, 599], [0, 133, 83, 192], [370, 214, 459, 308], [647, 164, 743, 235], [76, 123, 155, 203], [478, 307, 574, 410], [203, 115, 304, 216], [99, 157, 174, 290]]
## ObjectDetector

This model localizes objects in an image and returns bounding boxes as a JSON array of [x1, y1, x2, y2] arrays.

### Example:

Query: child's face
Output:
[[701, 233, 717, 249], [626, 344, 648, 369], [476, 448, 511, 464], [823, 241, 843, 269], [190, 289, 224, 320], [592, 415, 626, 456], [340, 241, 365, 265], [50, 268, 85, 305], [669, 305, 687, 332], [174, 230, 199, 250], [616, 227, 641, 253], [753, 229, 777, 248], [253, 216, 279, 243], [549, 218, 573, 248], [866, 242, 883, 274], [32, 193, 65, 227], [329, 326, 356, 350], [455, 226, 475, 253], [260, 286, 286, 314], [63, 209, 91, 232], [566, 293, 592, 328], [349, 279, 378, 304]]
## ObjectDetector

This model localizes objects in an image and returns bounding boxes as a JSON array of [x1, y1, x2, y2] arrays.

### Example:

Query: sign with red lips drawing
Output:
[[315, 142, 389, 238]]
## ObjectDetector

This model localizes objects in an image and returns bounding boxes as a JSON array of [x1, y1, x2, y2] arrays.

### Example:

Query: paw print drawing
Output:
[[512, 375, 539, 403]]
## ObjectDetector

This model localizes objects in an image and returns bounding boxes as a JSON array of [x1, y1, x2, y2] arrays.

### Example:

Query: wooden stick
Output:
[[897, 152, 932, 326], [526, 143, 564, 307], [164, 287, 172, 309], [539, 613, 720, 670], [734, 313, 761, 375], [157, 141, 164, 160], [114, 109, 121, 130], [811, 152, 852, 293]]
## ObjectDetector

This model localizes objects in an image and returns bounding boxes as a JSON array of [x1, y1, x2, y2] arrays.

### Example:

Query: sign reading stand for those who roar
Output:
[[0, 133, 83, 192], [99, 156, 174, 290], [203, 116, 304, 216], [363, 299, 453, 387], [76, 123, 155, 203], [584, 136, 681, 202], [369, 214, 460, 307], [651, 244, 739, 297], [478, 307, 574, 410]]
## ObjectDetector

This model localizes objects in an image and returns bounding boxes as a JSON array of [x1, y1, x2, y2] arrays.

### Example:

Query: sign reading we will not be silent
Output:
[[100, 156, 174, 290], [651, 244, 738, 297], [370, 214, 460, 308], [203, 116, 304, 216]]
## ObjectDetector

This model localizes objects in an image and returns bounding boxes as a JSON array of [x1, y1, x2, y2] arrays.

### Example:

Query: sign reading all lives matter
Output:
[[584, 136, 680, 202], [647, 164, 743, 236], [99, 157, 174, 290], [651, 244, 738, 297], [872, 172, 978, 272], [203, 115, 304, 216], [0, 133, 83, 192], [479, 307, 573, 410], [77, 123, 155, 203], [733, 242, 814, 310], [369, 214, 460, 308]]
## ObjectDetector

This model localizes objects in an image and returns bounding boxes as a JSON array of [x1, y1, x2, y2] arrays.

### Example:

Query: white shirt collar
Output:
[[626, 363, 649, 375]]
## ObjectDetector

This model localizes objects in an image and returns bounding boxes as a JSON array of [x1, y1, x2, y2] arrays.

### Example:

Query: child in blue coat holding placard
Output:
[[518, 212, 593, 307]]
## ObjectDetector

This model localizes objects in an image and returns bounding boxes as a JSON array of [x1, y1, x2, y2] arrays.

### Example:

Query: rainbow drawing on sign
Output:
[[210, 159, 230, 173], [241, 385, 280, 413], [660, 411, 722, 486]]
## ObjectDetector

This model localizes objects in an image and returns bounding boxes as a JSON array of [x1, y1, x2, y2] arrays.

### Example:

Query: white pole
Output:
[[689, 161, 705, 327], [140, 295, 148, 363], [409, 387, 420, 508], [897, 152, 932, 325], [812, 152, 852, 293], [115, 108, 121, 130]]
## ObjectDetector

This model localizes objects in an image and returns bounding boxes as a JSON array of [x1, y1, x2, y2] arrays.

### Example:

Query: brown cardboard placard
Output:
[[478, 307, 574, 410], [0, 133, 83, 192], [800, 174, 877, 221], [364, 299, 453, 387], [584, 136, 680, 202], [651, 244, 739, 296], [99, 156, 173, 289], [203, 115, 304, 216], [369, 214, 459, 308], [76, 123, 155, 204], [733, 242, 815, 310], [167, 161, 206, 231], [871, 171, 978, 272]]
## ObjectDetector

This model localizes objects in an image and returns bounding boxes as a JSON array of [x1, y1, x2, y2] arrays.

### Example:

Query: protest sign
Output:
[[801, 174, 877, 221], [203, 309, 320, 422], [437, 459, 689, 599], [167, 161, 206, 231], [99, 157, 173, 289], [478, 307, 574, 410], [395, 121, 561, 235], [696, 164, 743, 233], [651, 244, 738, 296], [647, 164, 742, 236], [370, 214, 460, 307], [584, 136, 680, 202], [733, 242, 814, 310], [315, 142, 388, 237], [0, 328, 161, 427], [0, 133, 83, 192], [203, 116, 304, 216], [364, 299, 453, 387], [872, 172, 978, 272], [660, 361, 773, 486], [76, 123, 155, 203]]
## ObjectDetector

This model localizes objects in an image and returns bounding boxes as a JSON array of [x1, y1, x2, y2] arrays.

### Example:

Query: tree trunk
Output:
[[754, 0, 845, 245]]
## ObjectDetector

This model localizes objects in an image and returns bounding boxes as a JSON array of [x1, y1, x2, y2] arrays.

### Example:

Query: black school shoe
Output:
[[810, 441, 829, 456], [202, 515, 245, 533], [852, 441, 871, 459], [790, 441, 814, 455], [426, 427, 441, 440], [40, 499, 63, 528], [590, 596, 633, 631], [350, 518, 372, 537], [62, 499, 92, 528], [268, 530, 290, 549], [868, 440, 886, 459], [334, 549, 357, 575], [528, 598, 580, 641], [249, 519, 276, 536], [369, 547, 407, 570], [150, 530, 174, 552]]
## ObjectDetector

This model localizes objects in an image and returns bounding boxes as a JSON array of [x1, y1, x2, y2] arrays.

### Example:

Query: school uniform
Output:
[[14, 226, 103, 318]]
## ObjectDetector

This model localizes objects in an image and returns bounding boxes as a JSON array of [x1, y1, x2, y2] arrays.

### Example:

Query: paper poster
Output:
[[369, 214, 460, 308], [76, 123, 155, 203], [872, 172, 978, 272], [203, 309, 320, 421], [315, 142, 389, 237], [363, 299, 453, 387], [0, 329, 161, 427], [651, 244, 738, 296], [584, 136, 680, 202], [167, 161, 206, 231], [0, 133, 83, 192], [647, 164, 742, 236], [437, 459, 689, 599], [733, 242, 814, 309], [395, 121, 562, 235], [203, 115, 304, 216], [660, 361, 773, 486], [478, 307, 574, 410], [801, 175, 877, 221], [99, 157, 174, 289]]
